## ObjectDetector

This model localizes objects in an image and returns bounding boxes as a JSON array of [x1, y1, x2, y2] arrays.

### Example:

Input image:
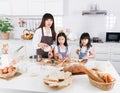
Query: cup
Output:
[[36, 55, 42, 62], [29, 55, 36, 62]]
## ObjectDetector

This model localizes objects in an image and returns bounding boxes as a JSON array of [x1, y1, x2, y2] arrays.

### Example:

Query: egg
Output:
[[8, 67, 13, 73], [9, 66, 15, 71], [3, 67, 8, 74], [0, 69, 3, 74]]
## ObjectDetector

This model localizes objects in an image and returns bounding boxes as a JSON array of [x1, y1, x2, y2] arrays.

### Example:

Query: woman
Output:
[[32, 13, 56, 58]]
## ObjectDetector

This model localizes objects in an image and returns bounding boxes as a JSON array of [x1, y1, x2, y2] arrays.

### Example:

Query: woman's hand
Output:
[[76, 49, 80, 54], [48, 51, 53, 58], [38, 43, 49, 50]]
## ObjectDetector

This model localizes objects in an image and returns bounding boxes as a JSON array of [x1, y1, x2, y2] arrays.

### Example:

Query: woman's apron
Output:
[[37, 28, 53, 58]]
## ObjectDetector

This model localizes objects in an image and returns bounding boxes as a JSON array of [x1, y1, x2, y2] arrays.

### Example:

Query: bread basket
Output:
[[88, 76, 116, 91], [21, 29, 33, 40], [0, 69, 17, 79]]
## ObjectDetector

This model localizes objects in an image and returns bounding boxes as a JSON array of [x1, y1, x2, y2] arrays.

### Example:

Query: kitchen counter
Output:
[[0, 60, 120, 93]]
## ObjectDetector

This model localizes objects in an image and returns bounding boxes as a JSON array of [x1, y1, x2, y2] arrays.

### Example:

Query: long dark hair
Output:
[[79, 32, 92, 49], [57, 32, 68, 46], [38, 13, 56, 41]]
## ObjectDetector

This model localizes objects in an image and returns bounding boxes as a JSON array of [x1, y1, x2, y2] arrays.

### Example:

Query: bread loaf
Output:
[[63, 64, 86, 74], [90, 70, 115, 83], [103, 73, 115, 83], [86, 69, 104, 82]]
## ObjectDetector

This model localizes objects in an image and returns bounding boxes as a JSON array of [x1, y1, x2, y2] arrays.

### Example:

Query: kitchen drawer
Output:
[[94, 46, 110, 53], [111, 61, 120, 73], [95, 53, 110, 61], [110, 54, 120, 62], [111, 46, 120, 54]]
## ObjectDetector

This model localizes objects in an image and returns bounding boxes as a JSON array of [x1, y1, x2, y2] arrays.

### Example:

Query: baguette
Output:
[[103, 73, 115, 83], [86, 69, 104, 82], [63, 64, 86, 74]]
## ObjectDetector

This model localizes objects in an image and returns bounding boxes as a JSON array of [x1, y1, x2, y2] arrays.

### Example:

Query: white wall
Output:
[[63, 0, 120, 41]]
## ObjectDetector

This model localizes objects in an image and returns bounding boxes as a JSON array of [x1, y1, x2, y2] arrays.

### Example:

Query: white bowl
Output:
[[44, 46, 51, 52]]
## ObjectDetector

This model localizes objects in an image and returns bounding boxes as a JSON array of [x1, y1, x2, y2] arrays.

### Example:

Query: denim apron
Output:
[[79, 48, 89, 59], [57, 46, 68, 58], [36, 28, 53, 58]]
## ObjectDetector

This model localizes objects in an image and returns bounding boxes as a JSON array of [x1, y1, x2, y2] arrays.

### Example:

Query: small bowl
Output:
[[44, 46, 51, 52]]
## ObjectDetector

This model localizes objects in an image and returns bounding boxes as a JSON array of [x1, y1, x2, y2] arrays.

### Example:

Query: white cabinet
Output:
[[2, 0, 63, 15], [92, 43, 111, 61], [28, 0, 63, 15], [0, 0, 11, 15], [27, 0, 45, 15], [11, 0, 28, 15], [110, 45, 120, 62], [92, 43, 120, 62], [44, 0, 63, 15], [111, 62, 120, 73], [93, 43, 120, 73]]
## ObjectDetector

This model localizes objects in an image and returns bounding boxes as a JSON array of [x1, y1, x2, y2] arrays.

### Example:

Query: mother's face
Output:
[[45, 19, 53, 28]]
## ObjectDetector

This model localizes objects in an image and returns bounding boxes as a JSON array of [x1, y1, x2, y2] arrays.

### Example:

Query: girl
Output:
[[32, 13, 56, 58], [54, 32, 71, 60], [76, 32, 95, 59]]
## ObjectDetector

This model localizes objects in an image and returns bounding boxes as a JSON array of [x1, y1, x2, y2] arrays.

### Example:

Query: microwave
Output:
[[106, 32, 120, 42]]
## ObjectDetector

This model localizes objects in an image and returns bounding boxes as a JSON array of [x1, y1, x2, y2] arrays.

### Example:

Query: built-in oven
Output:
[[106, 32, 120, 42]]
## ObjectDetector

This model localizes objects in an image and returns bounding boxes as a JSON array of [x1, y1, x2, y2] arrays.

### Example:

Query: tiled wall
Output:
[[0, 15, 63, 39]]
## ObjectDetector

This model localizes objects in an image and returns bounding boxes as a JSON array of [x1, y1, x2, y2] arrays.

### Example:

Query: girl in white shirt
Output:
[[54, 32, 71, 60], [32, 13, 56, 58], [76, 32, 95, 60]]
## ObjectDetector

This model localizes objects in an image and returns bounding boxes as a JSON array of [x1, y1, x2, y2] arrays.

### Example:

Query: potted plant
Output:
[[0, 18, 14, 39]]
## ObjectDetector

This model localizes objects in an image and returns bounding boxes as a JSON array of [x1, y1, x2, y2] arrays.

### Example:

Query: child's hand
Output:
[[82, 56, 88, 60], [58, 54, 63, 60], [76, 49, 80, 54]]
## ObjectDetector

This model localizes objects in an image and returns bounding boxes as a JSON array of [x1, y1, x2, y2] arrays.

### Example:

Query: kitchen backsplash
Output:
[[0, 15, 63, 39]]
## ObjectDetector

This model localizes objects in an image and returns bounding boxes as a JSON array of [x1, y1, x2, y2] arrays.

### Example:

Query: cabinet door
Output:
[[0, 0, 11, 15], [111, 62, 120, 73], [28, 0, 63, 15], [111, 45, 120, 54], [111, 54, 120, 62], [93, 44, 110, 61], [45, 0, 63, 15], [110, 45, 120, 62], [95, 53, 110, 61], [28, 0, 45, 15], [11, 0, 28, 15], [94, 45, 110, 54], [9, 0, 63, 15]]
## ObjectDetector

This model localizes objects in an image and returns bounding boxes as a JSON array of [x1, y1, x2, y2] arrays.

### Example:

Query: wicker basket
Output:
[[21, 35, 33, 40], [21, 29, 33, 40], [88, 76, 115, 91]]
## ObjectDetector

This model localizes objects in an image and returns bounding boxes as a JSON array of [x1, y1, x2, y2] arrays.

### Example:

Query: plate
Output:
[[44, 71, 72, 88]]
